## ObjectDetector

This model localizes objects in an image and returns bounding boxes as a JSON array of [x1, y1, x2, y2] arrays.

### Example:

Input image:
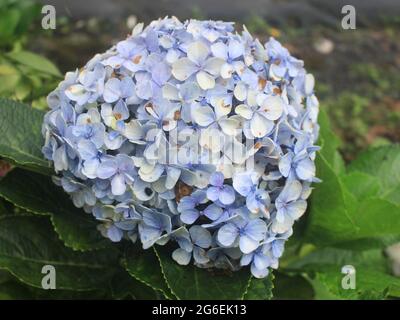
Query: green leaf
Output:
[[346, 198, 400, 241], [0, 168, 111, 251], [348, 145, 400, 205], [109, 269, 160, 300], [341, 172, 380, 201], [306, 154, 357, 245], [7, 50, 62, 77], [0, 9, 20, 45], [124, 246, 174, 299], [243, 273, 274, 300], [154, 247, 251, 300], [272, 272, 314, 300], [0, 215, 120, 291], [318, 108, 345, 174], [0, 280, 34, 300], [306, 152, 400, 248], [288, 247, 399, 299], [0, 98, 51, 174]]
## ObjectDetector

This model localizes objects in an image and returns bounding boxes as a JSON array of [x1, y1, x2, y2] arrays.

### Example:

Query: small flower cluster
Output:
[[42, 17, 320, 278]]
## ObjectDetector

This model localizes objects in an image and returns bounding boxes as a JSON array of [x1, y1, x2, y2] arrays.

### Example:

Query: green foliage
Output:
[[0, 0, 40, 49], [290, 108, 400, 299], [155, 247, 254, 300], [0, 215, 119, 291], [0, 98, 51, 173], [0, 0, 61, 109], [0, 99, 399, 300], [0, 168, 112, 251]]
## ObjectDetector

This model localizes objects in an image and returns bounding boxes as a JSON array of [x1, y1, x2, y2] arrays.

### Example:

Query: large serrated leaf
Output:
[[243, 273, 274, 300], [348, 145, 400, 205], [306, 151, 400, 248], [0, 168, 110, 251], [318, 108, 345, 174], [109, 268, 161, 300], [123, 246, 174, 299], [0, 98, 51, 174], [154, 247, 251, 300], [306, 154, 358, 245], [288, 247, 400, 299], [0, 215, 120, 291]]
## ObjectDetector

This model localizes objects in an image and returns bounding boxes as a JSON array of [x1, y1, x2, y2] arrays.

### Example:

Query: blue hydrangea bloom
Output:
[[42, 17, 320, 278]]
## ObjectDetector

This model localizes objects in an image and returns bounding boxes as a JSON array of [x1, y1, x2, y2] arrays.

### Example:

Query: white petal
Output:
[[260, 96, 284, 121], [204, 57, 225, 76], [162, 83, 180, 100], [235, 104, 253, 120], [220, 63, 234, 79], [172, 58, 197, 81], [304, 73, 315, 96], [124, 120, 144, 141], [199, 128, 222, 152], [191, 104, 215, 127], [218, 118, 240, 136], [196, 71, 215, 90], [213, 96, 232, 118], [210, 42, 228, 60], [250, 113, 273, 138], [187, 41, 210, 65], [233, 82, 247, 101]]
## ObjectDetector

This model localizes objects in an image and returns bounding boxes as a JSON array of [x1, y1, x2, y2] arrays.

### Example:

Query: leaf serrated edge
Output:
[[0, 215, 114, 292], [153, 247, 180, 300], [122, 249, 175, 300], [241, 271, 275, 300], [0, 191, 106, 252]]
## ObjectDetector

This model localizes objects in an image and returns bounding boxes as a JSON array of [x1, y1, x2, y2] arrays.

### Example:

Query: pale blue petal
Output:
[[253, 253, 270, 270], [239, 235, 259, 254], [190, 226, 212, 249], [209, 171, 224, 186], [180, 209, 199, 224], [111, 173, 126, 195], [172, 248, 191, 265], [279, 152, 293, 178], [107, 225, 123, 242], [204, 204, 223, 221], [296, 158, 316, 180], [286, 200, 307, 220], [217, 223, 238, 247], [206, 186, 220, 202], [193, 247, 210, 264], [97, 160, 117, 179], [250, 263, 269, 278], [219, 185, 235, 205], [103, 78, 121, 103], [240, 253, 254, 266], [245, 219, 267, 241]]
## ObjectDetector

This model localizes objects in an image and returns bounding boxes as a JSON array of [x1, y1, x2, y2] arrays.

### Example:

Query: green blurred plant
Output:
[[0, 0, 61, 109]]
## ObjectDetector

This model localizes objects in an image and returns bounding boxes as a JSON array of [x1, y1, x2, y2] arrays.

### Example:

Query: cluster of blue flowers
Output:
[[42, 17, 320, 278]]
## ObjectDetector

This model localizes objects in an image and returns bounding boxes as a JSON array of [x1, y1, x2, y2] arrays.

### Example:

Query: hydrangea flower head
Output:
[[42, 17, 320, 278]]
